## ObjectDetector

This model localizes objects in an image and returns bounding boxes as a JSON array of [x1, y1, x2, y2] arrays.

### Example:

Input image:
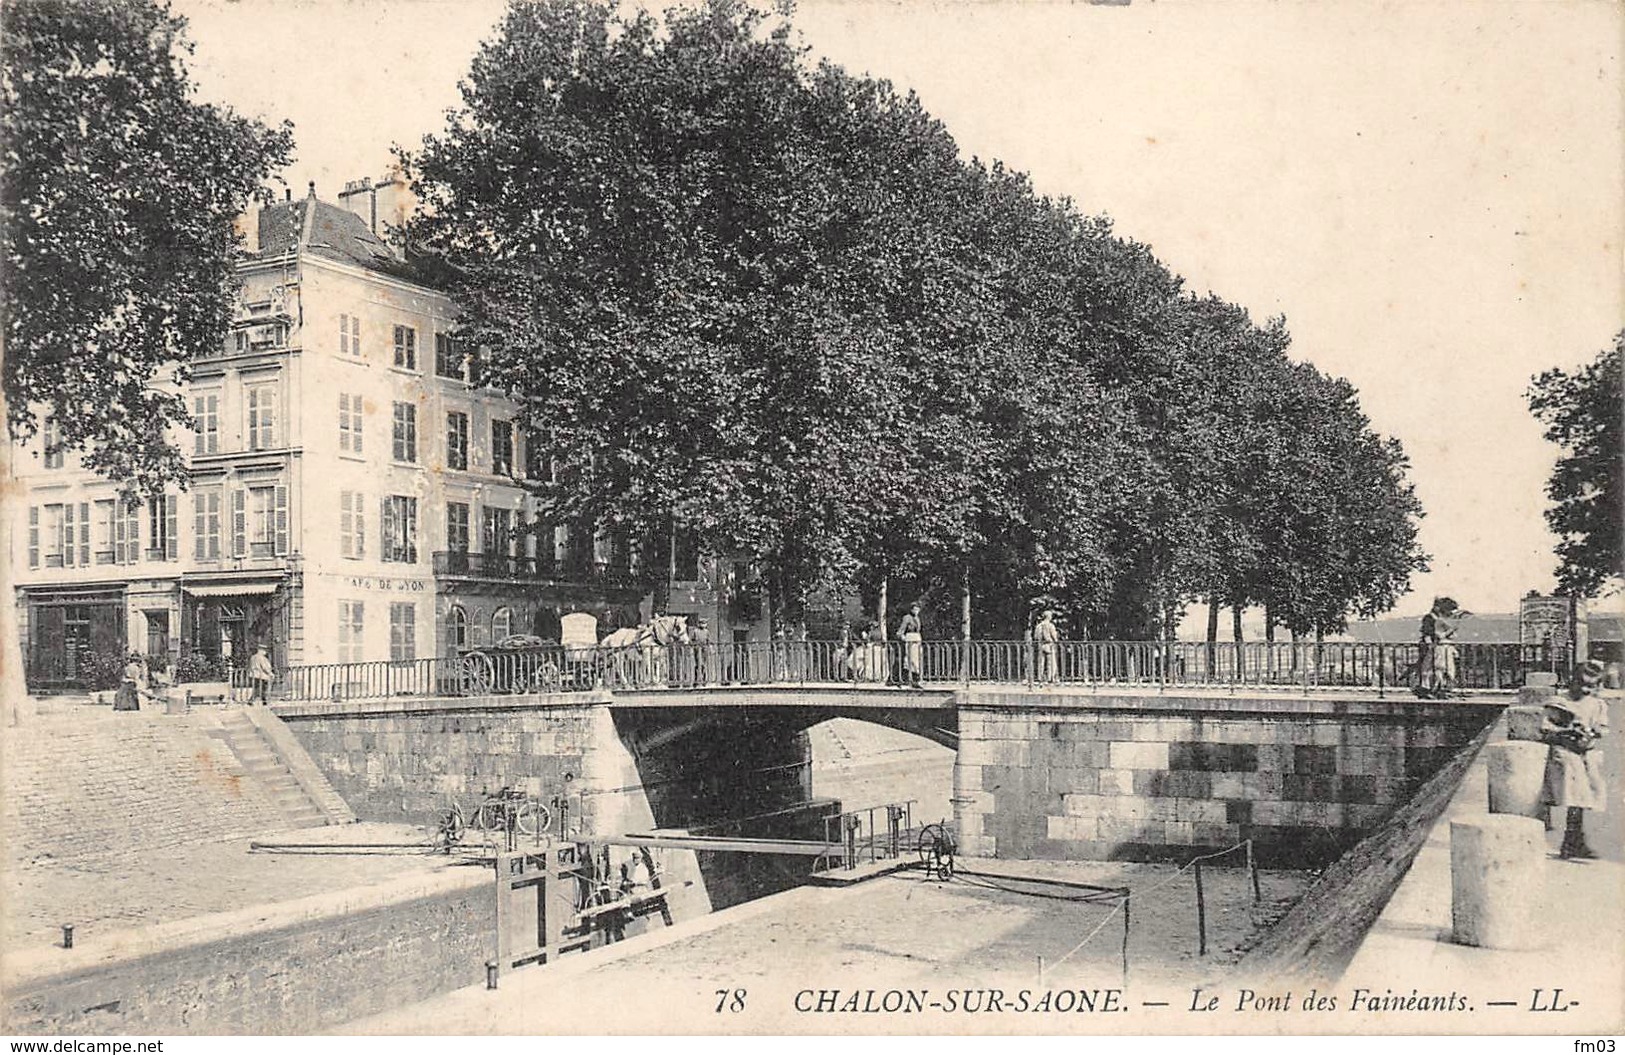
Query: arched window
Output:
[[492, 606, 512, 643], [446, 606, 468, 655]]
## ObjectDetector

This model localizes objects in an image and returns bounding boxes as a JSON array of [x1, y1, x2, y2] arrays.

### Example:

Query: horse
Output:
[[600, 614, 688, 687]]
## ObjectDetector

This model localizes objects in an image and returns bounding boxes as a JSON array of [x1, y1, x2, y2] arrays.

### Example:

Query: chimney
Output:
[[371, 164, 418, 239], [338, 178, 379, 233], [234, 206, 261, 253]]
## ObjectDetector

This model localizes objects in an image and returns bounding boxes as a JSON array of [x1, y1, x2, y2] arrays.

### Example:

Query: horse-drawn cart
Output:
[[456, 635, 570, 695]]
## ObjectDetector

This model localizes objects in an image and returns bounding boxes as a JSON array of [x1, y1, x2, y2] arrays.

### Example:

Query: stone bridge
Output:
[[275, 682, 1502, 881]]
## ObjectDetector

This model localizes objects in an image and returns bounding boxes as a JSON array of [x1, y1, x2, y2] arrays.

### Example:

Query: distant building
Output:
[[12, 181, 649, 689]]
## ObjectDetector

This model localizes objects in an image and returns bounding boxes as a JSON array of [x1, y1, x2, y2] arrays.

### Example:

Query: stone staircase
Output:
[[214, 709, 328, 829]]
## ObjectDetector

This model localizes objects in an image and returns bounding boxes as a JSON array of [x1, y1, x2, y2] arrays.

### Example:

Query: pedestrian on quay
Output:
[[1543, 658, 1610, 860], [248, 644, 274, 706], [898, 603, 924, 688], [113, 652, 146, 711], [1035, 609, 1060, 684], [145, 654, 172, 708], [688, 617, 711, 685]]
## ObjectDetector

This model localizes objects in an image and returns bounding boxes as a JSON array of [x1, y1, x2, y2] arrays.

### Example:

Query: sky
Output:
[[173, 0, 1623, 622]]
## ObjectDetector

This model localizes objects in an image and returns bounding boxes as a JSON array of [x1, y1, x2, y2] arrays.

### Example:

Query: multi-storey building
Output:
[[12, 181, 649, 689]]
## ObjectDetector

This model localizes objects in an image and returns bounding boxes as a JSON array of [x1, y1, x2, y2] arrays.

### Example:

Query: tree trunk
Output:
[[1265, 605, 1276, 678], [1205, 598, 1219, 679], [1, 382, 26, 727], [960, 562, 971, 683], [877, 574, 889, 642], [1232, 604, 1245, 680]]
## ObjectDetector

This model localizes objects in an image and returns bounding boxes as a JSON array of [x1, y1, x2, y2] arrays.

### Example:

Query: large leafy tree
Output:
[[2, 0, 293, 492], [408, 0, 1426, 641], [1528, 333, 1624, 598]]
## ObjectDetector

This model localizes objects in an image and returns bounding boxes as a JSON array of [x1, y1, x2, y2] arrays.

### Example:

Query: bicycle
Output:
[[428, 787, 552, 852], [471, 785, 551, 837], [917, 821, 957, 881]]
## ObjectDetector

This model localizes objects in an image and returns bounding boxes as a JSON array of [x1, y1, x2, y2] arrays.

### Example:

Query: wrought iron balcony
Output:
[[432, 550, 640, 588]]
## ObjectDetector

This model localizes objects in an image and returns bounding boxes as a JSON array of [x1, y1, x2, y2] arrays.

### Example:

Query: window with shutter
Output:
[[389, 602, 417, 661], [446, 411, 468, 470], [274, 484, 289, 555], [96, 500, 115, 563], [491, 420, 514, 475], [232, 489, 246, 557], [194, 493, 207, 560], [393, 325, 416, 370], [248, 387, 278, 450], [166, 495, 178, 560], [392, 402, 417, 463], [63, 503, 76, 566], [78, 502, 90, 565], [338, 601, 365, 664], [340, 393, 364, 453], [28, 506, 38, 568], [194, 394, 219, 454]]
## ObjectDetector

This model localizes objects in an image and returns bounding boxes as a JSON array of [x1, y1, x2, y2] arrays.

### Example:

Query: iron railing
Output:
[[432, 550, 641, 587], [264, 638, 1564, 704]]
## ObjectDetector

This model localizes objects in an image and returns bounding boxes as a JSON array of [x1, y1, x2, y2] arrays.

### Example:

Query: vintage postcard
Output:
[[1, 0, 1620, 1043]]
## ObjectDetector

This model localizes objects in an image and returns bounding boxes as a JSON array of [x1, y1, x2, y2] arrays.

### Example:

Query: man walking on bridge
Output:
[[899, 603, 924, 688], [1035, 610, 1060, 684]]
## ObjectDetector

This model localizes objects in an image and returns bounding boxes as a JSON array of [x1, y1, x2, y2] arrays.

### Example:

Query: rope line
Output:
[[1045, 838, 1254, 971]]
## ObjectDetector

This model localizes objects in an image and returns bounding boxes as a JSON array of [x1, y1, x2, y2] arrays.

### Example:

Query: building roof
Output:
[[252, 194, 439, 287], [1344, 611, 1621, 644]]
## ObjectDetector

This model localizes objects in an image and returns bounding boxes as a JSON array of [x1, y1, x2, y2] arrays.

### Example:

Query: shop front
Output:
[[179, 574, 294, 675], [23, 586, 126, 690]]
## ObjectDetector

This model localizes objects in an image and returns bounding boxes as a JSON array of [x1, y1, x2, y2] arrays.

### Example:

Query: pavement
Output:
[[1, 821, 466, 954], [1337, 690, 1624, 1035], [337, 855, 1307, 1035]]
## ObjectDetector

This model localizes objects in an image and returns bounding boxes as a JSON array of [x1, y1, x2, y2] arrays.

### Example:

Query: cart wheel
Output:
[[514, 801, 553, 836], [474, 800, 503, 832], [532, 663, 562, 694], [917, 823, 946, 867], [461, 653, 495, 696], [434, 805, 465, 850]]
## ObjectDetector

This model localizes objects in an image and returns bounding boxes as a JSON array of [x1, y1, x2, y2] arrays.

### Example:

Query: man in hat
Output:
[[688, 617, 711, 685], [1035, 610, 1060, 685], [248, 644, 274, 706], [898, 603, 924, 688], [1542, 659, 1609, 860]]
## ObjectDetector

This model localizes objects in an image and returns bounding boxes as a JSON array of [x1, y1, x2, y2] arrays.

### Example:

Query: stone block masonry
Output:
[[954, 690, 1501, 868], [277, 693, 605, 826], [2, 709, 292, 867], [5, 870, 491, 1035]]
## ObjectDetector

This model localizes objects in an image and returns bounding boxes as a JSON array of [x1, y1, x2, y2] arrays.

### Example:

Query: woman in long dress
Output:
[[112, 653, 145, 711], [1543, 659, 1609, 860]]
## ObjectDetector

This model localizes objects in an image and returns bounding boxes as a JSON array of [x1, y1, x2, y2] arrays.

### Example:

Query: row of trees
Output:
[[1527, 332, 1623, 600], [403, 0, 1427, 640]]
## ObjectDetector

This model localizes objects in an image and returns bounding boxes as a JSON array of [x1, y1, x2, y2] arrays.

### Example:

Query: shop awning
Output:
[[182, 582, 279, 598]]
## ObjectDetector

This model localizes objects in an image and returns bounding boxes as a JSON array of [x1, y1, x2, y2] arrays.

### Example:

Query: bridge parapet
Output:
[[953, 689, 1502, 868]]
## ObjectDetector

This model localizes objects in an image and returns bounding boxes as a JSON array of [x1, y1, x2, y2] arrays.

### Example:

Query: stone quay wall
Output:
[[4, 871, 492, 1036], [275, 693, 608, 828], [954, 691, 1501, 867]]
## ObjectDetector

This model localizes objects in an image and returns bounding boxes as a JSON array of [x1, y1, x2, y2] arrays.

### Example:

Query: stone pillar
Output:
[[1485, 741, 1549, 819], [1451, 814, 1546, 949]]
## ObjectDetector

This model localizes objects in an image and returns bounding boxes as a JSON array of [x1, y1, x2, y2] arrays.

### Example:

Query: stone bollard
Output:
[[1517, 685, 1557, 709], [1485, 741, 1548, 819], [1505, 704, 1547, 741], [1451, 814, 1546, 949]]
